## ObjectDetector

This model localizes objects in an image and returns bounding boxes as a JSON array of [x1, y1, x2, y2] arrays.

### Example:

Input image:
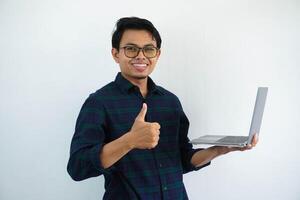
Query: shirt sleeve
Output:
[[67, 94, 113, 181], [177, 101, 211, 174]]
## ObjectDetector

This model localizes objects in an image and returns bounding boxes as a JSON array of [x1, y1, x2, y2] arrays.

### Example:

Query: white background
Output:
[[0, 0, 299, 199]]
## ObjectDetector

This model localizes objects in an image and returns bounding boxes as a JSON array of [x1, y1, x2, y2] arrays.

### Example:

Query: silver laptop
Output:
[[190, 87, 268, 147]]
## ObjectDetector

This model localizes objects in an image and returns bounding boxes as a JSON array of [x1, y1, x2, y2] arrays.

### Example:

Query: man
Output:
[[67, 17, 258, 200]]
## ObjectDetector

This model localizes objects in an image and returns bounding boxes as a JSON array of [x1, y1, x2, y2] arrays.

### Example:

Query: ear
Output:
[[111, 48, 120, 63], [156, 49, 161, 59]]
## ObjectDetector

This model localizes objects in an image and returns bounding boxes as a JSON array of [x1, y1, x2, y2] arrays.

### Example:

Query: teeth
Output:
[[133, 64, 147, 67]]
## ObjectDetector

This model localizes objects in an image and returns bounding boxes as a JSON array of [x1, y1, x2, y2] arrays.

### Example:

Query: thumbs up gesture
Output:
[[128, 103, 161, 149]]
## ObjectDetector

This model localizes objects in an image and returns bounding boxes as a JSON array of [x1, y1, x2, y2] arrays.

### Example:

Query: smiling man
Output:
[[67, 17, 258, 200]]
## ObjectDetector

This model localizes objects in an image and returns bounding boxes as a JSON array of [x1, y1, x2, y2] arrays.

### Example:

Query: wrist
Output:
[[122, 131, 135, 150]]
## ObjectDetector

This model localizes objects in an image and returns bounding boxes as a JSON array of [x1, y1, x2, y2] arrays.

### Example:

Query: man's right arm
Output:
[[99, 132, 133, 169], [67, 100, 161, 181]]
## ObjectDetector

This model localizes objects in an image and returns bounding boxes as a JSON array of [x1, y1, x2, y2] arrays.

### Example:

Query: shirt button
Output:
[[163, 186, 168, 191], [159, 163, 163, 167]]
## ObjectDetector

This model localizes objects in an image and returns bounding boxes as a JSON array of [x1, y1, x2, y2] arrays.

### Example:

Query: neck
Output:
[[122, 73, 148, 98]]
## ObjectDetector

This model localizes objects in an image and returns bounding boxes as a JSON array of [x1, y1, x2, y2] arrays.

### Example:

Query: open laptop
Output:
[[190, 87, 268, 147]]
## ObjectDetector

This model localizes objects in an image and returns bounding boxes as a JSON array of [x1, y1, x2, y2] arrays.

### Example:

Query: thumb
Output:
[[136, 103, 147, 121]]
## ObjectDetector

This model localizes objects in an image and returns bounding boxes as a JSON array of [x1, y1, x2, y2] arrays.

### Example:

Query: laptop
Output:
[[190, 87, 268, 147]]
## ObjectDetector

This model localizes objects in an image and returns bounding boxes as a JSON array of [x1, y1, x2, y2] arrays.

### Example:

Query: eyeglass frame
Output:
[[119, 45, 160, 59]]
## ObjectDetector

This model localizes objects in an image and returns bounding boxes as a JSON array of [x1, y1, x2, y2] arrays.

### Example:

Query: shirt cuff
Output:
[[190, 148, 211, 171], [90, 143, 115, 175]]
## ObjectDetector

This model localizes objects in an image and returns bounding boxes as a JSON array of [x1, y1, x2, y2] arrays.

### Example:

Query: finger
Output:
[[147, 141, 158, 149], [136, 103, 147, 121], [152, 122, 161, 130], [251, 134, 259, 146], [240, 144, 252, 151]]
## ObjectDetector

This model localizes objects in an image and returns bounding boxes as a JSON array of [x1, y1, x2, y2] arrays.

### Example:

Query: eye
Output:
[[125, 46, 138, 52], [144, 47, 156, 53]]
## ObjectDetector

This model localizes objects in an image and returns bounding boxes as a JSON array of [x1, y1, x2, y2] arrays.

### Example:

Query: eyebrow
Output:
[[124, 43, 156, 47]]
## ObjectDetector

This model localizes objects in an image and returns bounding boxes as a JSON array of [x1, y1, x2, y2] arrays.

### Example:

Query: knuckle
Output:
[[147, 143, 154, 149], [157, 123, 161, 129], [151, 142, 157, 148], [146, 123, 152, 129], [152, 136, 156, 142], [153, 122, 160, 129], [150, 126, 156, 132], [151, 123, 160, 129]]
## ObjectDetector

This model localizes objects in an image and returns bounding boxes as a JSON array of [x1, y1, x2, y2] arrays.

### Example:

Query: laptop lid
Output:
[[247, 87, 268, 144]]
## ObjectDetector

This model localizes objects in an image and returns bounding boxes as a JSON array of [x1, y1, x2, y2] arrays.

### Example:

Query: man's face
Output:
[[112, 29, 160, 81]]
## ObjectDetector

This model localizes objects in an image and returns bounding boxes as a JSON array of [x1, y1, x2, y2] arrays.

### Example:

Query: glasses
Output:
[[120, 45, 159, 58]]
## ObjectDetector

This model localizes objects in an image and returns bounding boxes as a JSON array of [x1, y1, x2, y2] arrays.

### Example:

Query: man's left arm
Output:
[[190, 134, 259, 168], [177, 102, 211, 173]]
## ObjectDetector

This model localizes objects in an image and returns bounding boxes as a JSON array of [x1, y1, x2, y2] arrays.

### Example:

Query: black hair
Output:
[[112, 17, 162, 50]]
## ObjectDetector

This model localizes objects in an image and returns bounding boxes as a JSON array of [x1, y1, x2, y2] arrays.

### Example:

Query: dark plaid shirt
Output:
[[67, 72, 210, 200]]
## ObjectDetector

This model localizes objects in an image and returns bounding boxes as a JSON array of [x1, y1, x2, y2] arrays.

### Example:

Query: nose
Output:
[[135, 49, 146, 59]]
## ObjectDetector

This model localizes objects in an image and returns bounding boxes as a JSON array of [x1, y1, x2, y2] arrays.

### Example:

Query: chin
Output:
[[131, 73, 147, 79], [122, 70, 150, 80], [135, 76, 148, 80], [131, 71, 149, 79]]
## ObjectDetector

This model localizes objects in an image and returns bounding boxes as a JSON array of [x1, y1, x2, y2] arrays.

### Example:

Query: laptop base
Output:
[[190, 135, 249, 147]]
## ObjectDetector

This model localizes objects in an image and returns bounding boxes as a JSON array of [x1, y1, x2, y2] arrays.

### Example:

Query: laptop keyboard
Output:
[[217, 136, 248, 143]]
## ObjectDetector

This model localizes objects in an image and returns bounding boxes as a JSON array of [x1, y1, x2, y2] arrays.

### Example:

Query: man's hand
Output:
[[216, 134, 259, 155], [127, 103, 161, 149], [99, 103, 160, 169]]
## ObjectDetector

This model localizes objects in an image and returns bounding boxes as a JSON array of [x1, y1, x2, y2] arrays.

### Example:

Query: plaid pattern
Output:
[[67, 72, 210, 200]]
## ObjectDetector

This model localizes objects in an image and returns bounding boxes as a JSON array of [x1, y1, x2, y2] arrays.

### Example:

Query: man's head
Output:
[[111, 17, 162, 81]]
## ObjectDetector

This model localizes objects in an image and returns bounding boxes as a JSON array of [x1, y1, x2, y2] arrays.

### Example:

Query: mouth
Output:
[[131, 63, 148, 72]]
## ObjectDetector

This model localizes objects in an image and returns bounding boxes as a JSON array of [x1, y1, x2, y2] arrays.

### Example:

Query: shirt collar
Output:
[[114, 72, 164, 95]]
